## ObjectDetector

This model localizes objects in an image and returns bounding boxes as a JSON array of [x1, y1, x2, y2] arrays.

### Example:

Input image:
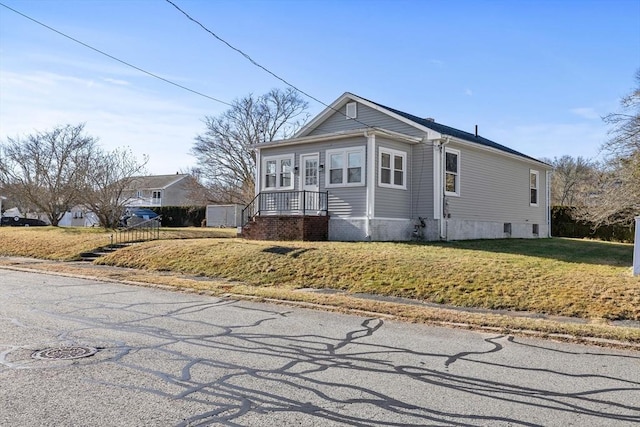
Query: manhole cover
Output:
[[32, 346, 98, 360]]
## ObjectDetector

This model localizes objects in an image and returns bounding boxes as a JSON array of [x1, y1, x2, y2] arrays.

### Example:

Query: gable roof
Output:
[[128, 174, 191, 190], [296, 92, 547, 166]]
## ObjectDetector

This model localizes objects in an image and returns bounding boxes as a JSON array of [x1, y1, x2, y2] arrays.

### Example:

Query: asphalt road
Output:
[[1, 268, 639, 426]]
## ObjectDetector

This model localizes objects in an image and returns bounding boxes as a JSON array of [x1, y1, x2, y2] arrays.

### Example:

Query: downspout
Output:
[[438, 136, 451, 240], [365, 130, 376, 240]]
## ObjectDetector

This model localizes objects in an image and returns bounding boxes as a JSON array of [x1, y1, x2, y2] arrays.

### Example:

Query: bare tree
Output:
[[542, 155, 596, 206], [602, 69, 640, 157], [0, 124, 97, 225], [177, 166, 220, 206], [192, 88, 309, 204], [78, 148, 148, 229], [576, 70, 640, 227]]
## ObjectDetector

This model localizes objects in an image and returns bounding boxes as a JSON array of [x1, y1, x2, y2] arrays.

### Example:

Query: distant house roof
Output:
[[128, 174, 191, 190]]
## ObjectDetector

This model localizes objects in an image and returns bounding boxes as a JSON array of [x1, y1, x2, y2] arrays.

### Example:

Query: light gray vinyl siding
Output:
[[411, 142, 434, 219], [309, 103, 425, 137], [444, 142, 548, 224], [259, 136, 367, 216], [327, 188, 366, 217], [374, 138, 412, 219]]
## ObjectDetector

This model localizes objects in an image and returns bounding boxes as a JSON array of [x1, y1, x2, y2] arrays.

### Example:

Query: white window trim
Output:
[[325, 146, 366, 188], [346, 102, 357, 119], [378, 147, 407, 190], [530, 169, 540, 207], [262, 154, 295, 191], [444, 148, 461, 197]]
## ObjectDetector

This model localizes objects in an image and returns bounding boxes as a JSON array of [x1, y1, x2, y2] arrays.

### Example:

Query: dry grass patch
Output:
[[0, 226, 235, 260], [96, 237, 640, 321]]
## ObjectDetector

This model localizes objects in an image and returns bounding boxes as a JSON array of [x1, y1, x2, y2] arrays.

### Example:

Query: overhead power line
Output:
[[0, 2, 232, 106], [165, 0, 376, 130]]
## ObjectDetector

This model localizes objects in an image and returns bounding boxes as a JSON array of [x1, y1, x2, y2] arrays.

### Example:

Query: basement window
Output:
[[532, 224, 539, 236], [503, 223, 512, 236]]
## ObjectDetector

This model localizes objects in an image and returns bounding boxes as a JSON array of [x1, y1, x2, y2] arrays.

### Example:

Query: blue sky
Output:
[[1, 0, 639, 174]]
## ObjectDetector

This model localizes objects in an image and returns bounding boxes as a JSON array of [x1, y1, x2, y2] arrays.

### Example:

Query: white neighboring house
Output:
[[245, 92, 552, 241], [58, 206, 100, 227]]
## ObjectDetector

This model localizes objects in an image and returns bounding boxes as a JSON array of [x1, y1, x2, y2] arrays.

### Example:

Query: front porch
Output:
[[240, 191, 329, 241]]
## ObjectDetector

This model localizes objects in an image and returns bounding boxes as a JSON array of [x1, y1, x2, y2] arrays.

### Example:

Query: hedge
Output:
[[551, 206, 635, 242], [149, 206, 206, 227]]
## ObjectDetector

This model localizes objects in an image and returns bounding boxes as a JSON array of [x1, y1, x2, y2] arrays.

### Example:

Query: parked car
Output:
[[119, 208, 160, 227], [1, 216, 48, 227]]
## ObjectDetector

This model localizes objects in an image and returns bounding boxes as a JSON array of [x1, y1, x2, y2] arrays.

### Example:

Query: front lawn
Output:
[[94, 237, 639, 321]]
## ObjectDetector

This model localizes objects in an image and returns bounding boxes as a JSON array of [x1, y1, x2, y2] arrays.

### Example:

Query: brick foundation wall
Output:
[[241, 215, 328, 241]]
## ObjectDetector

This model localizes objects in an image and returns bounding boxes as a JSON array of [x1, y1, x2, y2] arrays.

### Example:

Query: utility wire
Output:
[[0, 2, 233, 106], [165, 0, 376, 129]]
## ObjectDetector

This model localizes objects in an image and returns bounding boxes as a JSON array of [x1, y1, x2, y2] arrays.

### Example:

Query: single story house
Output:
[[241, 92, 551, 241]]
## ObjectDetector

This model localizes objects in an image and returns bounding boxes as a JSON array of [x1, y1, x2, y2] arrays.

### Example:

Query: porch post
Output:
[[302, 191, 306, 216], [365, 131, 376, 240], [634, 216, 639, 276]]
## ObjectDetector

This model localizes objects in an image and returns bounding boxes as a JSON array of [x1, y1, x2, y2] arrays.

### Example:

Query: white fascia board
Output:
[[254, 128, 421, 150], [445, 135, 552, 169]]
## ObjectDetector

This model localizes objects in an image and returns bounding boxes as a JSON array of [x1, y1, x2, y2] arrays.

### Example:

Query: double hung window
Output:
[[445, 148, 460, 196], [263, 155, 294, 190], [326, 147, 365, 187], [530, 170, 539, 206], [379, 148, 406, 189]]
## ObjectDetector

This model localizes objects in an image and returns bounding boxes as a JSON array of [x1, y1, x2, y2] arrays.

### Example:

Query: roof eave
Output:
[[254, 128, 423, 150], [445, 134, 552, 169]]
